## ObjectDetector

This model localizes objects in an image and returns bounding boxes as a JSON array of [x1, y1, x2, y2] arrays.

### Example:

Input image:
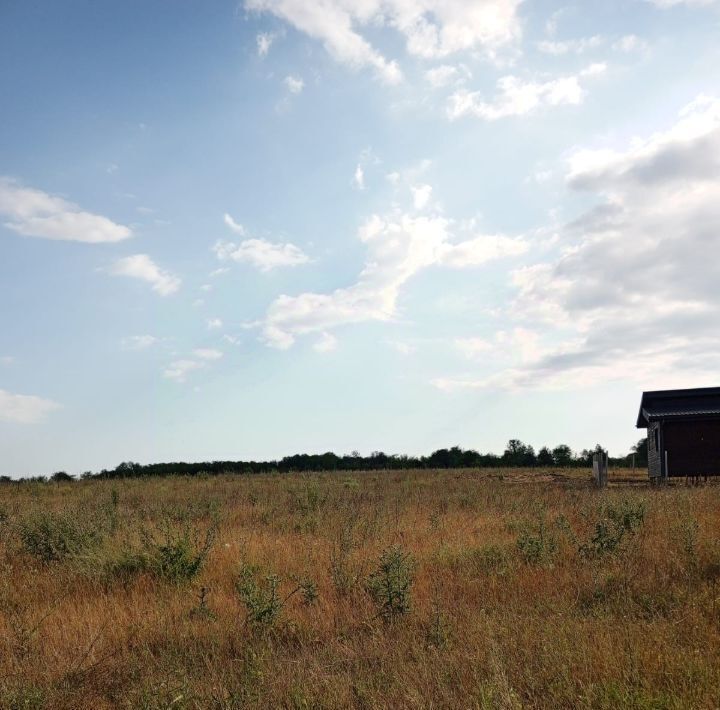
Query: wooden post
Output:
[[593, 451, 608, 488], [664, 450, 669, 484]]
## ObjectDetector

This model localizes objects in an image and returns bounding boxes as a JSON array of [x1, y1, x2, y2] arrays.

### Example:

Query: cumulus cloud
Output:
[[447, 64, 606, 121], [438, 95, 720, 392], [110, 255, 181, 296], [244, 0, 522, 82], [0, 389, 60, 424], [0, 177, 131, 243], [411, 184, 433, 210], [215, 213, 310, 272], [284, 75, 304, 94], [207, 318, 223, 330], [425, 64, 461, 88], [259, 206, 528, 348]]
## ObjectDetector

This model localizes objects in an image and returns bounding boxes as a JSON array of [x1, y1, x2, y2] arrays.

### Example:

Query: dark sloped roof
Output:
[[636, 387, 720, 428]]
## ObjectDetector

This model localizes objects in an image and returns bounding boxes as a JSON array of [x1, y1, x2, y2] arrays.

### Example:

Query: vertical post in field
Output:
[[593, 451, 608, 488]]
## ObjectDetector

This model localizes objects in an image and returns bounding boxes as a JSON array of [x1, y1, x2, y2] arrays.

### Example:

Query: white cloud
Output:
[[110, 254, 181, 296], [215, 238, 310, 272], [215, 214, 310, 272], [193, 348, 223, 360], [0, 355, 15, 365], [122, 335, 159, 350], [313, 332, 338, 353], [441, 95, 720, 392], [537, 35, 604, 55], [163, 359, 205, 383], [0, 177, 131, 243], [245, 0, 522, 82], [224, 213, 246, 235], [425, 64, 459, 88], [257, 32, 275, 56], [0, 389, 60, 424], [259, 205, 527, 348], [411, 184, 433, 210], [284, 75, 304, 94], [447, 64, 606, 121], [612, 35, 649, 53], [210, 267, 230, 277], [207, 318, 223, 330], [353, 164, 365, 190]]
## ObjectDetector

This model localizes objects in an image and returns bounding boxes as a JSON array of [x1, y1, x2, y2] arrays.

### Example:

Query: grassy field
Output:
[[1, 468, 720, 709]]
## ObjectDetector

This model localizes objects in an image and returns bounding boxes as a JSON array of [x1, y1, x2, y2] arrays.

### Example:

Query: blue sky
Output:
[[1, 0, 720, 475]]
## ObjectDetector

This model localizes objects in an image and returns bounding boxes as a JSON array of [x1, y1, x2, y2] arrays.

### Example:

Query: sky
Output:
[[1, 0, 720, 475]]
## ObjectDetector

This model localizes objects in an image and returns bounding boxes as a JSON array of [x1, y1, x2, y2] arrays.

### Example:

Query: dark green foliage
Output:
[[366, 545, 415, 622], [236, 563, 283, 627], [517, 518, 558, 565], [141, 518, 217, 583], [50, 471, 74, 483], [17, 509, 103, 562], [580, 499, 646, 559]]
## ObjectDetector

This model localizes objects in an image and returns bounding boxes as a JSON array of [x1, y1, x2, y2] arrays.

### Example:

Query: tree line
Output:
[[1, 438, 649, 483]]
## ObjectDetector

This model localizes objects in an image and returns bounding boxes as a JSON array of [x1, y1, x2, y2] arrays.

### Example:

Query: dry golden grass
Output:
[[1, 468, 720, 709]]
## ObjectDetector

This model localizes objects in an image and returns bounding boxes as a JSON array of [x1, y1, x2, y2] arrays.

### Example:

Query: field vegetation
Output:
[[1, 467, 719, 708]]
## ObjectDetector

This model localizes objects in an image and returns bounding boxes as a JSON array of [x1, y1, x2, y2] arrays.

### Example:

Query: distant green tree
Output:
[[552, 444, 574, 467], [632, 438, 648, 466], [537, 447, 554, 466], [502, 440, 537, 467], [50, 471, 74, 483]]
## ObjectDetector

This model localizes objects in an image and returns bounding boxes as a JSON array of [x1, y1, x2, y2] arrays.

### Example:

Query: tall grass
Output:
[[1, 468, 720, 708]]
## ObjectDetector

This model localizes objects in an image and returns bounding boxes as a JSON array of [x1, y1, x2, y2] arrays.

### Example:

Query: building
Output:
[[636, 387, 720, 480]]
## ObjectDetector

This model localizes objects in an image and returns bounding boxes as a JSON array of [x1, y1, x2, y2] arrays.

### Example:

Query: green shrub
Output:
[[580, 499, 645, 559], [141, 519, 217, 583], [236, 563, 283, 627], [17, 509, 103, 562], [517, 518, 557, 565], [366, 545, 415, 622]]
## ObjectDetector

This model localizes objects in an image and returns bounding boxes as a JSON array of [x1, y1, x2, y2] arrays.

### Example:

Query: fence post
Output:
[[593, 451, 608, 488]]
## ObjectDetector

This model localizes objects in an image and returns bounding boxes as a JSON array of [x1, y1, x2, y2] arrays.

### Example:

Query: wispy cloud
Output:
[[259, 197, 527, 349], [110, 254, 181, 296], [284, 75, 304, 94], [448, 64, 606, 121], [122, 335, 160, 350], [245, 0, 522, 82], [256, 32, 275, 57], [0, 177, 131, 243], [0, 389, 60, 424], [215, 213, 310, 272]]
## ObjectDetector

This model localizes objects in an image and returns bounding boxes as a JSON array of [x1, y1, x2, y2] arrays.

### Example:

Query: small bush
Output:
[[580, 499, 645, 559], [517, 518, 557, 565], [236, 563, 283, 627], [17, 509, 103, 562], [141, 519, 217, 583], [366, 545, 415, 622]]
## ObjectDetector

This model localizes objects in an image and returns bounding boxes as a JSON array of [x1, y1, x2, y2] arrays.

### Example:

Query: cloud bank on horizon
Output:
[[1, 0, 719, 471]]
